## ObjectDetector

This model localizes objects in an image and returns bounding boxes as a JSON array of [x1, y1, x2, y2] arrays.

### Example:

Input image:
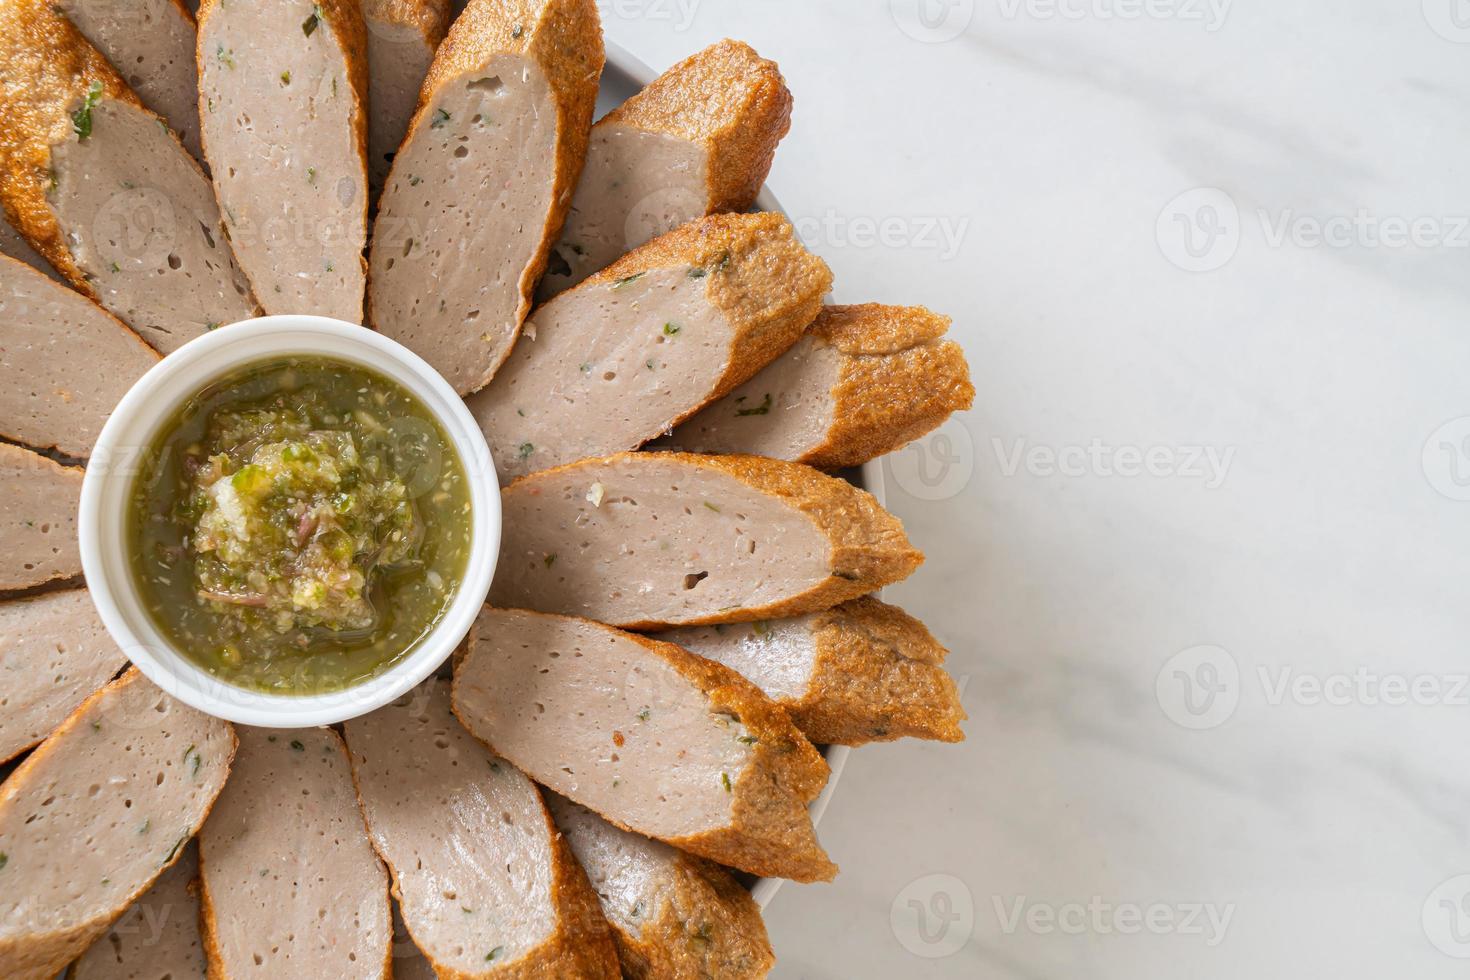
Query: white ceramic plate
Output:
[[598, 39, 871, 908]]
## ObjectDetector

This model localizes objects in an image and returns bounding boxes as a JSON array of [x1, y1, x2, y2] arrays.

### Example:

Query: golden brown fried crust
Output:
[[0, 669, 237, 980], [796, 596, 966, 746], [318, 0, 371, 199], [361, 0, 451, 43], [199, 730, 392, 980], [376, 0, 603, 385], [580, 211, 831, 428], [800, 304, 975, 470], [613, 850, 775, 980], [458, 608, 835, 882], [0, 0, 147, 292], [600, 38, 792, 214]]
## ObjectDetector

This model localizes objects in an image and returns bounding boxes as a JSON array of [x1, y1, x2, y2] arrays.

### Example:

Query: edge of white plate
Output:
[[602, 38, 870, 910]]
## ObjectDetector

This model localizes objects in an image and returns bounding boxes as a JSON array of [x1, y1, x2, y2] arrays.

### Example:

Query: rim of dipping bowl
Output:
[[79, 315, 500, 727]]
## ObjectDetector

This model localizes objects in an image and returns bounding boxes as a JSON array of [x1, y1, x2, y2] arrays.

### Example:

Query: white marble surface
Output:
[[611, 2, 1470, 976]]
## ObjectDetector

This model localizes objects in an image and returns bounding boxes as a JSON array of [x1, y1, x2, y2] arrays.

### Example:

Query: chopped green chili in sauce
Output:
[[129, 357, 471, 694]]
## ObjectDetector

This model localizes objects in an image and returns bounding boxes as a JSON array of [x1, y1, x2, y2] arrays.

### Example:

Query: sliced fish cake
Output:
[[540, 39, 791, 298], [72, 842, 207, 980], [658, 304, 975, 470], [368, 0, 604, 394], [0, 589, 129, 765], [56, 0, 204, 160], [362, 0, 449, 196], [0, 668, 235, 980], [197, 0, 369, 321], [468, 212, 831, 481], [548, 793, 775, 979], [658, 596, 966, 747], [199, 726, 391, 979], [490, 452, 922, 629], [455, 608, 836, 882], [0, 0, 257, 352], [0, 444, 83, 591], [0, 254, 158, 458], [343, 679, 620, 978]]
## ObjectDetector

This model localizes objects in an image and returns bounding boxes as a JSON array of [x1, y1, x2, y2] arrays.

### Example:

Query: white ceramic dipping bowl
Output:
[[79, 315, 500, 728]]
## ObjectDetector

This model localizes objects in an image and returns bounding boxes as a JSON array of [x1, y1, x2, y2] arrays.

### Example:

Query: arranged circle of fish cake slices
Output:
[[0, 8, 977, 977]]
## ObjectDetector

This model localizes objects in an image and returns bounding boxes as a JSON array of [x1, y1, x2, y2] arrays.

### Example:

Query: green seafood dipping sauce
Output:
[[128, 357, 472, 694]]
